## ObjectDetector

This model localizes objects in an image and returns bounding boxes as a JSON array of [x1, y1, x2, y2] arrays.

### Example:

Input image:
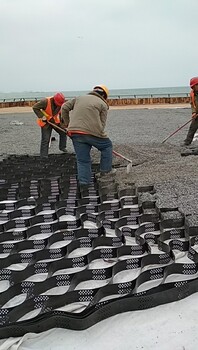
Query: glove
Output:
[[192, 113, 197, 119], [41, 116, 47, 123]]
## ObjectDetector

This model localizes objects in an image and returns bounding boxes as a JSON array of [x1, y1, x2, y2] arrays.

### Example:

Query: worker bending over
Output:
[[61, 85, 115, 190], [33, 93, 67, 158]]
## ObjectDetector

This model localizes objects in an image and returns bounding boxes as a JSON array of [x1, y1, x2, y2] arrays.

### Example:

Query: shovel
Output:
[[45, 122, 133, 174], [112, 150, 133, 174], [40, 109, 68, 133], [47, 122, 133, 174], [40, 109, 133, 173]]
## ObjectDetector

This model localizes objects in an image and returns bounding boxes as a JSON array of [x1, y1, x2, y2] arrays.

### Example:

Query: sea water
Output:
[[0, 86, 190, 101]]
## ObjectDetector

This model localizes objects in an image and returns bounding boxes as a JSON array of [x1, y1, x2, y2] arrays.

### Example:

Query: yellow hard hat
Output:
[[93, 85, 109, 98]]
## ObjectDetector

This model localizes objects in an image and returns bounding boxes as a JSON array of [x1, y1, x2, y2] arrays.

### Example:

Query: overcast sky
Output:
[[1, 0, 197, 92]]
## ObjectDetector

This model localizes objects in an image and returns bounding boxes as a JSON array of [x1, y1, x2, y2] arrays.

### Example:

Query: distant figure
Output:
[[32, 93, 67, 158], [182, 77, 198, 146], [61, 85, 115, 190]]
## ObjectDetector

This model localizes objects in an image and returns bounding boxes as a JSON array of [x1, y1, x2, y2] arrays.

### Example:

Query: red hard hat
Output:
[[53, 92, 65, 106], [190, 77, 198, 88]]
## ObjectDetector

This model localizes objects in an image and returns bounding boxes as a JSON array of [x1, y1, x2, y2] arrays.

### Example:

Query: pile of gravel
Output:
[[1, 107, 198, 216]]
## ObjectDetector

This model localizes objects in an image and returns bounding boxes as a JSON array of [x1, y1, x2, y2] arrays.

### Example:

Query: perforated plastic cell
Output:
[[0, 154, 198, 337], [176, 282, 190, 300], [136, 295, 155, 310]]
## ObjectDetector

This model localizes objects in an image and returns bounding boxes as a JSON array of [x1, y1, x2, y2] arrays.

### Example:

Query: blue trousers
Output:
[[40, 123, 67, 158], [71, 134, 113, 185]]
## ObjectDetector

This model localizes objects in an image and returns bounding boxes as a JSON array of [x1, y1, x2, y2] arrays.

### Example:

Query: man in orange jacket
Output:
[[182, 77, 198, 146], [33, 93, 67, 158]]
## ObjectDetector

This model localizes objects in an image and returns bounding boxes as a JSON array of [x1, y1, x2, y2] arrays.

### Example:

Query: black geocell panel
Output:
[[0, 154, 198, 338]]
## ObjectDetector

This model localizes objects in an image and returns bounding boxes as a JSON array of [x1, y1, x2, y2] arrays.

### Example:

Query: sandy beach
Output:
[[0, 103, 190, 114]]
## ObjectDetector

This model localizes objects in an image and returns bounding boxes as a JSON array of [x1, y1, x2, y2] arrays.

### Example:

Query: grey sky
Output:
[[1, 0, 197, 92]]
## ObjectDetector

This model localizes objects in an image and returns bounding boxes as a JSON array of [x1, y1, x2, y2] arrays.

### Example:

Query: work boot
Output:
[[100, 168, 117, 177], [181, 149, 193, 157], [79, 184, 90, 193], [188, 143, 198, 149], [95, 169, 117, 181], [180, 141, 191, 147], [60, 148, 75, 155], [59, 148, 67, 153]]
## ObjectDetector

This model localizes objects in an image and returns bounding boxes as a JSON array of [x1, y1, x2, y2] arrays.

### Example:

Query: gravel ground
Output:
[[1, 107, 198, 217]]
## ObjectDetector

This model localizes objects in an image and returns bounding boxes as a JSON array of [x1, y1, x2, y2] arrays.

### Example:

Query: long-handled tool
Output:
[[161, 118, 192, 144], [47, 119, 67, 133], [46, 121, 133, 174], [40, 109, 67, 150], [40, 109, 133, 173], [47, 122, 133, 174], [40, 109, 67, 133], [112, 150, 132, 174]]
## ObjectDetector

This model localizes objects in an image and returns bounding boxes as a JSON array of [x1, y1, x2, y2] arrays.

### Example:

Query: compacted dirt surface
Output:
[[1, 106, 198, 216]]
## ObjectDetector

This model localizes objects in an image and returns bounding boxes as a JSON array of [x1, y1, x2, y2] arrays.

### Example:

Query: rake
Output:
[[161, 118, 192, 144]]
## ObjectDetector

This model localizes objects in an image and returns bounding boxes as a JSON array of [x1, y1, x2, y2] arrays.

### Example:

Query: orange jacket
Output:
[[190, 90, 196, 109], [37, 97, 61, 127], [190, 90, 198, 115]]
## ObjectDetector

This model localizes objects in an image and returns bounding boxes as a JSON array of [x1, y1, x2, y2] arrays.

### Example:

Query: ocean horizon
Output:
[[0, 86, 190, 101]]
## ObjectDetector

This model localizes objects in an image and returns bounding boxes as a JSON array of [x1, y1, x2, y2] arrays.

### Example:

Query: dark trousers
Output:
[[185, 118, 198, 145], [40, 123, 67, 158]]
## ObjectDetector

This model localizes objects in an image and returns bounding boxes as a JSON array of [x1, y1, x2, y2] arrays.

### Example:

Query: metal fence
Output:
[[0, 92, 190, 103], [110, 93, 190, 99]]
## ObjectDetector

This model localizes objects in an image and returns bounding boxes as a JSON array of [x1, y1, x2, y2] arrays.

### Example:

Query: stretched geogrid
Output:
[[0, 154, 198, 337]]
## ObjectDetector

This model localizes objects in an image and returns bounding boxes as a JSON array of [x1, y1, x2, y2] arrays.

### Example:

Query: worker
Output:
[[32, 93, 67, 158], [182, 77, 198, 146], [61, 85, 115, 190]]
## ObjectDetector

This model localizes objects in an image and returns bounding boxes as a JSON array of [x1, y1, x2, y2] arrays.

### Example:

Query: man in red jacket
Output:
[[33, 92, 67, 158]]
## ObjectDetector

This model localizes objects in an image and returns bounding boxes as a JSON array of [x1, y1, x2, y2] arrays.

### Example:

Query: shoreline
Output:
[[0, 103, 190, 114]]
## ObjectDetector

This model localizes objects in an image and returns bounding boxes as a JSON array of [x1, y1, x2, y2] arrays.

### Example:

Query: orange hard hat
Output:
[[190, 77, 198, 88], [53, 92, 65, 106]]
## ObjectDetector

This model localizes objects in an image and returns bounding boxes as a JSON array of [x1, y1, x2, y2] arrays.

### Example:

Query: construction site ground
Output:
[[1, 105, 198, 349], [1, 104, 198, 214], [0, 105, 196, 175]]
